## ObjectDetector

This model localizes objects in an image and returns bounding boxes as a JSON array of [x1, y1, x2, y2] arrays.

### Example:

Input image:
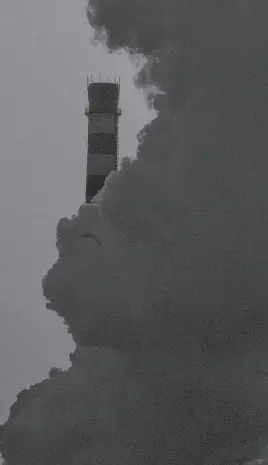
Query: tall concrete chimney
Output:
[[85, 78, 121, 203]]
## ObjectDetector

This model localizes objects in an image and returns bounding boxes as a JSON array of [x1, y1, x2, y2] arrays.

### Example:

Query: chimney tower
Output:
[[85, 77, 121, 203]]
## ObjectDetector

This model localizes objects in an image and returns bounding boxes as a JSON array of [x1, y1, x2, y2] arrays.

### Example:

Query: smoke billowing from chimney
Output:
[[2, 1, 268, 464]]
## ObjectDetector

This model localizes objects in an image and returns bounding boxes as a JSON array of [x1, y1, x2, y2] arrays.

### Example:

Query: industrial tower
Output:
[[85, 78, 121, 203]]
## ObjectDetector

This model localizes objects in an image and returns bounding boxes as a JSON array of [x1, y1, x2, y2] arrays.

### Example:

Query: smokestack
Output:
[[85, 78, 121, 203], [3, 3, 268, 465]]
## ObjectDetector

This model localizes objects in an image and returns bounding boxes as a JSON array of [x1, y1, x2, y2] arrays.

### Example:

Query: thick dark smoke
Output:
[[2, 1, 268, 464]]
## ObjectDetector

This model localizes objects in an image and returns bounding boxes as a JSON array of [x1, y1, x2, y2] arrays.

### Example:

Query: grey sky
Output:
[[2, 2, 268, 464], [0, 0, 153, 424]]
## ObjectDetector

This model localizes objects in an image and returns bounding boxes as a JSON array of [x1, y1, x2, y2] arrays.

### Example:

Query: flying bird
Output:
[[81, 233, 102, 248]]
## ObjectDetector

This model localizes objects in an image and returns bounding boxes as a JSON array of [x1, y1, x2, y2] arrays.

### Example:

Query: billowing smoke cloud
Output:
[[2, 1, 268, 464]]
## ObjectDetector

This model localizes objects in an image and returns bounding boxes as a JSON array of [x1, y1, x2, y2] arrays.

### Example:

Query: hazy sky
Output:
[[0, 0, 153, 424]]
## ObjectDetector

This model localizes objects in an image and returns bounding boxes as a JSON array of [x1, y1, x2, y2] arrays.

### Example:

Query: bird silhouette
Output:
[[81, 233, 102, 248]]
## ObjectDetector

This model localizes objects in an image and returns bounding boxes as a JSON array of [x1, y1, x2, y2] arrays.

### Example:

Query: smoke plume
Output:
[[2, 1, 268, 464]]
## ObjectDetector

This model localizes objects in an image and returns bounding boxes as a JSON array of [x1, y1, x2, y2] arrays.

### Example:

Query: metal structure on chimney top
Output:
[[85, 76, 121, 203]]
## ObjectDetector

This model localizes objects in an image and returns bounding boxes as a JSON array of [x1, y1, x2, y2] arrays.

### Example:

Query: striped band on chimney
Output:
[[85, 81, 121, 203]]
